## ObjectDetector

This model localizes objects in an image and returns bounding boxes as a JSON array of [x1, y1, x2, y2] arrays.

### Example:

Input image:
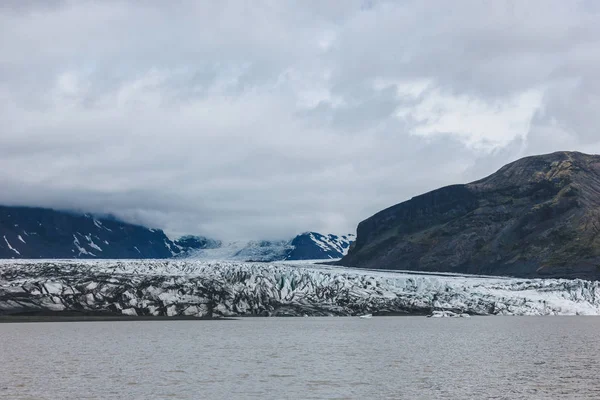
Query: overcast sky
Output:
[[1, 0, 600, 240]]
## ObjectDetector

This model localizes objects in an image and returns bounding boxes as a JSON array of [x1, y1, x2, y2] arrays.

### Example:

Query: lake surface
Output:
[[1, 316, 600, 399]]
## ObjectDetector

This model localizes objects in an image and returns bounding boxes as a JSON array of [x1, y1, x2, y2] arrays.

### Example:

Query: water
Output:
[[1, 316, 600, 399]]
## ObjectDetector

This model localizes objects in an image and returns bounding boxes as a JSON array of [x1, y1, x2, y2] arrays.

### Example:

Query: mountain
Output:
[[340, 151, 600, 280], [0, 205, 355, 261], [183, 232, 355, 261], [0, 206, 183, 259], [286, 232, 355, 260]]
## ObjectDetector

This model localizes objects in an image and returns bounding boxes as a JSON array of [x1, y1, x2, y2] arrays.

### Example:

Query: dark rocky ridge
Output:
[[340, 151, 600, 280], [0, 206, 181, 259]]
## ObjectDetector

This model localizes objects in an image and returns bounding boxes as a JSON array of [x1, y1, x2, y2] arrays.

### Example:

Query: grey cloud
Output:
[[1, 1, 600, 240], [299, 85, 401, 132]]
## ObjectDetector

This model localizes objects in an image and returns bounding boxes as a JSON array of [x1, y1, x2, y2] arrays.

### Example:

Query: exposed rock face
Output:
[[2, 260, 600, 317], [0, 206, 181, 259], [285, 232, 355, 260], [340, 152, 600, 279]]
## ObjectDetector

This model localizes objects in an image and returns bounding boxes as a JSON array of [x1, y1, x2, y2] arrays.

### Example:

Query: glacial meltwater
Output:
[[1, 316, 600, 399]]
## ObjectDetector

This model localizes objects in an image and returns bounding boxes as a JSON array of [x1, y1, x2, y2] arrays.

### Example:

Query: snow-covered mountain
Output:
[[181, 232, 355, 261], [2, 259, 600, 317], [286, 232, 355, 260], [0, 206, 183, 259], [0, 205, 354, 261]]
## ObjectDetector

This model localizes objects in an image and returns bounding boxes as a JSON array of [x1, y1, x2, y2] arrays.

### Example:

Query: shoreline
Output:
[[0, 311, 236, 323], [0, 310, 432, 323]]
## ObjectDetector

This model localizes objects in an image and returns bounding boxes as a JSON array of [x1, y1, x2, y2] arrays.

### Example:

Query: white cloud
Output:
[[397, 88, 544, 150]]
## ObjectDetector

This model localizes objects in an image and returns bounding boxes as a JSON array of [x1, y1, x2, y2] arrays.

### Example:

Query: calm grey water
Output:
[[1, 317, 600, 399]]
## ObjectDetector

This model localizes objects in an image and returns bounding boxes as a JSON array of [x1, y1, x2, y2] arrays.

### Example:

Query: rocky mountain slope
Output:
[[0, 206, 182, 259], [340, 151, 600, 280]]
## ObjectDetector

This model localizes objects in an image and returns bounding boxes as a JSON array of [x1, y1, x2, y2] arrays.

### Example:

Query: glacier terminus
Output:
[[1, 260, 600, 318]]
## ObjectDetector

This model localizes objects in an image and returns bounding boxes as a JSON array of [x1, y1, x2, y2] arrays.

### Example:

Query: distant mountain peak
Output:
[[286, 232, 356, 260], [181, 232, 355, 262]]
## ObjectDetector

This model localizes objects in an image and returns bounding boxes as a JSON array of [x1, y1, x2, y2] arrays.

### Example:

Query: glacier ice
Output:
[[1, 259, 600, 317]]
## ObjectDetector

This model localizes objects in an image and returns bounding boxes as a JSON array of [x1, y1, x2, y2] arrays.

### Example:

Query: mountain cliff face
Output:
[[0, 206, 181, 259], [340, 152, 600, 280]]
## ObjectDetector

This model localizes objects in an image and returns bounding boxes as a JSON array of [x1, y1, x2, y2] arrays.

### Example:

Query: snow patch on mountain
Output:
[[308, 232, 355, 256], [73, 234, 96, 257], [3, 236, 20, 256], [85, 234, 103, 252]]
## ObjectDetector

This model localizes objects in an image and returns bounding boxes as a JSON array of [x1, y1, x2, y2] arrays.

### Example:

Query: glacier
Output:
[[183, 240, 292, 262], [179, 232, 355, 261], [1, 260, 600, 317]]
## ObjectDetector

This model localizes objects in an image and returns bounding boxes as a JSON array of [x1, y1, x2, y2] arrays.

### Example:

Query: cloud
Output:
[[1, 0, 600, 239]]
